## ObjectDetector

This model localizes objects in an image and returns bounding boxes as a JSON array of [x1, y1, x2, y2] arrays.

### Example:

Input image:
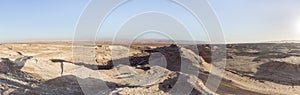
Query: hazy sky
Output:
[[1, 0, 300, 43]]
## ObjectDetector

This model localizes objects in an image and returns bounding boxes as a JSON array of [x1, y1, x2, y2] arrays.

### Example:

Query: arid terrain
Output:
[[0, 42, 300, 95]]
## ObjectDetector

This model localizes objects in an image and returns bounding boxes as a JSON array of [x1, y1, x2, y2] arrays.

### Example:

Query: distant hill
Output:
[[263, 40, 300, 43]]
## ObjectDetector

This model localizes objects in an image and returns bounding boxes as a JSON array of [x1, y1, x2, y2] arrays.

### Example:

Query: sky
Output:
[[1, 0, 300, 43]]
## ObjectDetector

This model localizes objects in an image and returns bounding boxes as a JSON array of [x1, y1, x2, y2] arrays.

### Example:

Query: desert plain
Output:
[[0, 42, 300, 95]]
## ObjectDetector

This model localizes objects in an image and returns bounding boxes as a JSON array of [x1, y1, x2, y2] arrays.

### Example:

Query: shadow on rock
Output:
[[107, 44, 202, 74], [0, 56, 32, 74], [105, 44, 183, 71], [50, 59, 111, 70], [0, 57, 38, 83], [158, 72, 216, 95], [12, 75, 137, 95]]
